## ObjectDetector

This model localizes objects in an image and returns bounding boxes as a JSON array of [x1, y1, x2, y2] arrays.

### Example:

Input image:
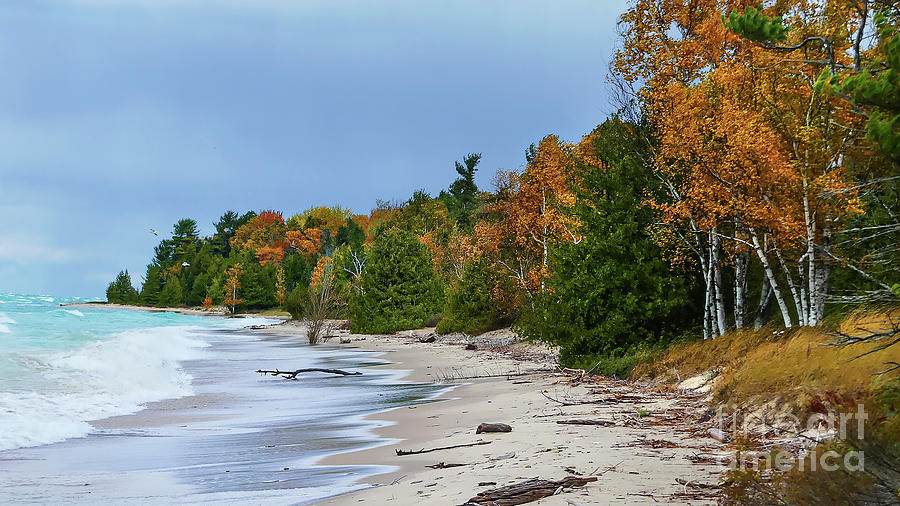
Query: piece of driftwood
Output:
[[675, 477, 720, 490], [425, 462, 467, 469], [256, 368, 362, 379], [556, 419, 615, 427], [462, 476, 598, 506], [396, 440, 491, 456], [478, 481, 497, 486], [465, 343, 478, 350], [476, 423, 512, 434], [419, 335, 437, 343], [339, 338, 351, 344]]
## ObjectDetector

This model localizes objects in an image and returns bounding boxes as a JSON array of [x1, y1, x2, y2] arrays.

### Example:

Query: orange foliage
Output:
[[286, 228, 322, 259], [478, 135, 581, 302], [231, 210, 289, 265], [223, 263, 244, 312]]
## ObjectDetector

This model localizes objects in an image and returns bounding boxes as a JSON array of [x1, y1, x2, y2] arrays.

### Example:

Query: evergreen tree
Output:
[[436, 258, 502, 335], [106, 270, 138, 304], [350, 228, 444, 333], [159, 272, 183, 307], [516, 118, 699, 369], [236, 254, 276, 309], [336, 218, 366, 250], [210, 210, 256, 257], [440, 153, 482, 230], [140, 266, 163, 306]]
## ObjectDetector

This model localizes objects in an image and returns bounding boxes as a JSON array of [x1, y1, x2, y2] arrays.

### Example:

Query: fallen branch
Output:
[[556, 419, 616, 427], [462, 476, 598, 506], [256, 368, 362, 379], [425, 462, 468, 469], [675, 477, 720, 490], [396, 440, 491, 456]]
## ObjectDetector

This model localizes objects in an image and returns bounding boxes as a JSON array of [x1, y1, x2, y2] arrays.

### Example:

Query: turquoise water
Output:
[[0, 294, 451, 504], [0, 293, 269, 450]]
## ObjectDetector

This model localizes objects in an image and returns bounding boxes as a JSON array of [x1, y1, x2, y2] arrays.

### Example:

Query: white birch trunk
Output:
[[734, 248, 747, 330], [753, 275, 772, 330], [773, 242, 805, 326], [750, 229, 794, 328], [803, 177, 819, 325], [711, 230, 726, 336]]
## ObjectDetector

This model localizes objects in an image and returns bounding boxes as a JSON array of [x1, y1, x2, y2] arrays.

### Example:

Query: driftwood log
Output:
[[256, 368, 362, 379], [556, 419, 616, 427], [425, 462, 467, 469], [462, 476, 598, 506], [396, 440, 491, 456], [419, 335, 437, 343], [476, 423, 513, 434]]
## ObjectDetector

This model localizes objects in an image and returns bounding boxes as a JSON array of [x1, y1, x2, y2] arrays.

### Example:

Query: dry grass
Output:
[[636, 308, 900, 411]]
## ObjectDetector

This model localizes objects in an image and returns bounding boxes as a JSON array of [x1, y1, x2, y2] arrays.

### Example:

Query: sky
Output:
[[0, 0, 627, 297]]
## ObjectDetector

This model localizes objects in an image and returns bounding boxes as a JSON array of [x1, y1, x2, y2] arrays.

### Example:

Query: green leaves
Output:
[[106, 270, 138, 304], [350, 228, 444, 334], [723, 5, 789, 44], [515, 118, 699, 370]]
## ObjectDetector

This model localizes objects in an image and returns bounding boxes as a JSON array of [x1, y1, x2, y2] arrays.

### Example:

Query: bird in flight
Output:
[[150, 228, 158, 236]]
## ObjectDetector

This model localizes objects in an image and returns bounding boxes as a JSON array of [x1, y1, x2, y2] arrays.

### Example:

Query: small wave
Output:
[[0, 326, 209, 451], [61, 309, 84, 317], [0, 312, 16, 324], [0, 324, 10, 334]]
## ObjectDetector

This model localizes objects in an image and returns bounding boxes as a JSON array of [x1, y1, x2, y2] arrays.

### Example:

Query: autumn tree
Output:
[[223, 263, 244, 314], [614, 0, 877, 334], [478, 135, 580, 309], [211, 210, 256, 257]]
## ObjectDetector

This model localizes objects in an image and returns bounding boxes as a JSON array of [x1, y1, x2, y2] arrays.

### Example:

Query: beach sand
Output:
[[256, 321, 726, 505]]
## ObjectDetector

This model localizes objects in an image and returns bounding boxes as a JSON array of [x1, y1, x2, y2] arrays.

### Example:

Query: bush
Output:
[[350, 228, 444, 334], [284, 286, 306, 320], [436, 259, 501, 335]]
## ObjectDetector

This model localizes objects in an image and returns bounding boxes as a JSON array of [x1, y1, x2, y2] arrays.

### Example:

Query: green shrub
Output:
[[350, 228, 444, 334], [436, 258, 500, 335], [283, 286, 306, 320]]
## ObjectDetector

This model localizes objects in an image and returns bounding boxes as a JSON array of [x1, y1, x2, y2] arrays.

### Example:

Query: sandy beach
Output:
[[254, 321, 726, 505]]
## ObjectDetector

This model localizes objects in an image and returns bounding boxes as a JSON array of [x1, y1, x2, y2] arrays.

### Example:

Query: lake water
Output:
[[0, 294, 445, 504]]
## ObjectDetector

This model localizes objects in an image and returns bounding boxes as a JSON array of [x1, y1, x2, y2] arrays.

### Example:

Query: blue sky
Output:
[[0, 0, 626, 297]]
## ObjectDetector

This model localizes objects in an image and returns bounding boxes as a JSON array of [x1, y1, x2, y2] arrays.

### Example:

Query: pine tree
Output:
[[350, 228, 444, 333], [140, 266, 163, 307], [440, 153, 482, 230], [106, 270, 138, 304], [516, 118, 699, 370], [159, 273, 183, 307], [435, 258, 501, 335]]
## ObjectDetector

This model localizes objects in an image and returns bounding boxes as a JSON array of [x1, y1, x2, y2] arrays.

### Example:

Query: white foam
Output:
[[0, 312, 16, 324], [0, 324, 9, 334], [61, 309, 84, 317], [0, 326, 209, 451]]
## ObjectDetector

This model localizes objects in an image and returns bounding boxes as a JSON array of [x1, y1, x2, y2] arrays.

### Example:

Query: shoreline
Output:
[[62, 301, 291, 321], [47, 305, 726, 503], [254, 321, 726, 505]]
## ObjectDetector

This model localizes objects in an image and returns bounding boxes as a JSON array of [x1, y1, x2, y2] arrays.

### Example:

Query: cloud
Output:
[[0, 237, 73, 264]]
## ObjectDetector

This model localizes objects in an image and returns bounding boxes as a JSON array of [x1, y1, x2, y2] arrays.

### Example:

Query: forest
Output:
[[108, 0, 899, 376]]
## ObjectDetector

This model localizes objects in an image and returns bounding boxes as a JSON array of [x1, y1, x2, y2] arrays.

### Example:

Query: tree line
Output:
[[109, 0, 898, 374]]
